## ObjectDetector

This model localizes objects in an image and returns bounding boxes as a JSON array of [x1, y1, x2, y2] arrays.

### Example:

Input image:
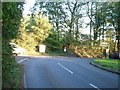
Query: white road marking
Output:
[[24, 74, 27, 88], [58, 63, 73, 74], [89, 83, 101, 90], [17, 58, 28, 63]]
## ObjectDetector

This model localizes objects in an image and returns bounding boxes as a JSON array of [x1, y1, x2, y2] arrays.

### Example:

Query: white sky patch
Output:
[[80, 27, 90, 34], [84, 17, 90, 23], [23, 0, 36, 16], [81, 17, 90, 34]]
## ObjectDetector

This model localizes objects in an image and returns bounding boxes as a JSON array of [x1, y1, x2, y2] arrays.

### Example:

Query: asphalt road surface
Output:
[[17, 56, 119, 89]]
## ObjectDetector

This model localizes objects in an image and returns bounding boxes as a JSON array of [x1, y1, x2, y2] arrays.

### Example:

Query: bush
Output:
[[2, 2, 23, 88]]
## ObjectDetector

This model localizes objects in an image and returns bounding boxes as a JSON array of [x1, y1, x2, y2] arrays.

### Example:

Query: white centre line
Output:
[[17, 58, 28, 63], [58, 63, 73, 74], [89, 83, 101, 90]]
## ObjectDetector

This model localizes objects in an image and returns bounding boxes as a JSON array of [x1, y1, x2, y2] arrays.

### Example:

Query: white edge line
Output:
[[58, 63, 73, 74], [17, 58, 28, 63], [89, 83, 101, 90], [24, 74, 27, 88]]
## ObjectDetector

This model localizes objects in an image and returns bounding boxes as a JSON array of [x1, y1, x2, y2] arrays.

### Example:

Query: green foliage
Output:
[[30, 13, 52, 44], [65, 32, 76, 46], [32, 2, 85, 48], [2, 46, 20, 88], [2, 2, 23, 88], [44, 29, 63, 51], [15, 13, 52, 54], [2, 2, 23, 40], [44, 29, 77, 52], [21, 1, 120, 55]]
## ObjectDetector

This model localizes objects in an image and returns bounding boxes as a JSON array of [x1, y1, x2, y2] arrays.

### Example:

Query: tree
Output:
[[31, 1, 120, 55], [32, 2, 67, 49], [86, 2, 94, 42], [47, 2, 65, 41], [15, 13, 52, 53], [43, 29, 62, 51], [63, 1, 85, 46], [118, 2, 120, 53], [30, 13, 52, 44], [106, 2, 120, 53]]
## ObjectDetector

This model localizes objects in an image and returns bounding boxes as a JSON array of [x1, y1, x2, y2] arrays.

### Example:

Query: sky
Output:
[[23, 0, 35, 16], [23, 0, 90, 34]]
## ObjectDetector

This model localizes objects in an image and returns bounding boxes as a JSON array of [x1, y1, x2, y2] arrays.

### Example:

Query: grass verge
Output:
[[46, 50, 67, 56], [19, 64, 24, 89], [93, 59, 120, 72], [0, 61, 1, 90]]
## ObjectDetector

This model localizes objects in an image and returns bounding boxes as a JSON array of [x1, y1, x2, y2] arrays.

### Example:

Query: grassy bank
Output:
[[19, 65, 24, 89], [0, 62, 1, 90], [25, 50, 67, 56], [93, 59, 120, 72], [71, 45, 103, 58], [46, 50, 67, 56]]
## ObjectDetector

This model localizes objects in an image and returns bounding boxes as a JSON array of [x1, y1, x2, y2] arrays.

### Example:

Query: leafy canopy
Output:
[[15, 13, 52, 53]]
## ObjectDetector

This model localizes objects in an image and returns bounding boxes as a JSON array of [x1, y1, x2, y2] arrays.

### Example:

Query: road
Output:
[[17, 56, 119, 89]]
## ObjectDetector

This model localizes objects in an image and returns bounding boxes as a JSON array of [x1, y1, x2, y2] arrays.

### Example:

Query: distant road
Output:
[[17, 56, 119, 89]]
